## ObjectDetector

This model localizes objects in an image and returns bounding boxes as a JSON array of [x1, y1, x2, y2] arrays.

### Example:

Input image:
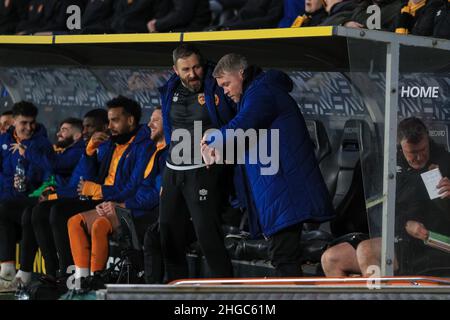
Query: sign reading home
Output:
[[400, 86, 440, 98]]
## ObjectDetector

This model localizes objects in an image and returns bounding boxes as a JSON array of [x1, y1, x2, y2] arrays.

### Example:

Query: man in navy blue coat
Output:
[[203, 53, 335, 276]]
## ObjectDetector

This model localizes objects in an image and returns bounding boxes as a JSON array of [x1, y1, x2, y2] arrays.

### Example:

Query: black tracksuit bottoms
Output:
[[31, 198, 102, 276], [268, 222, 304, 277], [159, 165, 233, 282], [0, 198, 38, 268]]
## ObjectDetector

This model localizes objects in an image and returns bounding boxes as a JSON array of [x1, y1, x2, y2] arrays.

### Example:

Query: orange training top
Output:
[[103, 136, 135, 186], [144, 141, 166, 179]]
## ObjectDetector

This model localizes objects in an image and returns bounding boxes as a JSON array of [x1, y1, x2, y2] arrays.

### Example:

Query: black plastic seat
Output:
[[320, 119, 373, 237], [107, 208, 144, 284], [305, 119, 332, 164], [303, 119, 333, 231]]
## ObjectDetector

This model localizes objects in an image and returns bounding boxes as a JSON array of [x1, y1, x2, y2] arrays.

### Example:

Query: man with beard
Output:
[[11, 111, 108, 193], [18, 97, 152, 295], [66, 107, 168, 291], [31, 109, 109, 202], [158, 44, 236, 282], [17, 118, 85, 185], [0, 101, 53, 292]]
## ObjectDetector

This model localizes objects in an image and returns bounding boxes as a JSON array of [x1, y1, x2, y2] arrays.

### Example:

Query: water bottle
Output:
[[15, 158, 26, 193], [14, 284, 30, 300], [79, 176, 89, 201]]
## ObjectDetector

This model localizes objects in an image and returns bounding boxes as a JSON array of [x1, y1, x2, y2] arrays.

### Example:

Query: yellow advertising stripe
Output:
[[183, 26, 333, 41], [55, 33, 181, 44], [0, 35, 53, 44], [0, 28, 333, 45]]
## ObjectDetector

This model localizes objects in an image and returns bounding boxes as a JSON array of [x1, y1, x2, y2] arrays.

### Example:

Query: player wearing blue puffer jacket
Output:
[[30, 97, 153, 288], [6, 117, 104, 292], [66, 107, 168, 290], [24, 118, 86, 188], [158, 44, 239, 283], [0, 101, 53, 291]]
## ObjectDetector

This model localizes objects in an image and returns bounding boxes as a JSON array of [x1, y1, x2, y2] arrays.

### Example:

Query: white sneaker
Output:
[[0, 276, 21, 293]]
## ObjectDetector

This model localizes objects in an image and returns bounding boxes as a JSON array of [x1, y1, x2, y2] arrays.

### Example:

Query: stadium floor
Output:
[[0, 293, 14, 300]]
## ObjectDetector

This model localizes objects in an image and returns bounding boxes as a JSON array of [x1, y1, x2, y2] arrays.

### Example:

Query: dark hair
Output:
[[398, 117, 428, 144], [172, 44, 204, 65], [60, 117, 83, 132], [1, 110, 12, 116], [84, 108, 108, 126], [153, 106, 162, 111], [11, 101, 38, 118], [106, 95, 142, 125]]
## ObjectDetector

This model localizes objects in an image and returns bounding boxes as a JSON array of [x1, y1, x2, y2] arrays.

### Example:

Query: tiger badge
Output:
[[214, 94, 220, 106], [198, 93, 206, 106]]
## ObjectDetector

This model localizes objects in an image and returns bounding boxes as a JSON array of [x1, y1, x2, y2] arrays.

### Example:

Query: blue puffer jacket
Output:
[[0, 124, 53, 201], [26, 138, 86, 186], [125, 145, 168, 218], [210, 69, 335, 238], [53, 152, 97, 199], [55, 125, 154, 201]]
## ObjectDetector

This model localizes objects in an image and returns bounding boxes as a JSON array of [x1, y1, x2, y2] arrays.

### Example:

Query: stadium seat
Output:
[[305, 119, 332, 164], [107, 208, 145, 284], [222, 119, 376, 271], [220, 120, 334, 267], [321, 119, 373, 237], [303, 119, 332, 231]]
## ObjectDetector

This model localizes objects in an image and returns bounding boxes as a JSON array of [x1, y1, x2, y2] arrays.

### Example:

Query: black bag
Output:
[[224, 232, 270, 261], [300, 229, 334, 263], [113, 206, 141, 251], [108, 206, 145, 284], [22, 279, 63, 300]]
